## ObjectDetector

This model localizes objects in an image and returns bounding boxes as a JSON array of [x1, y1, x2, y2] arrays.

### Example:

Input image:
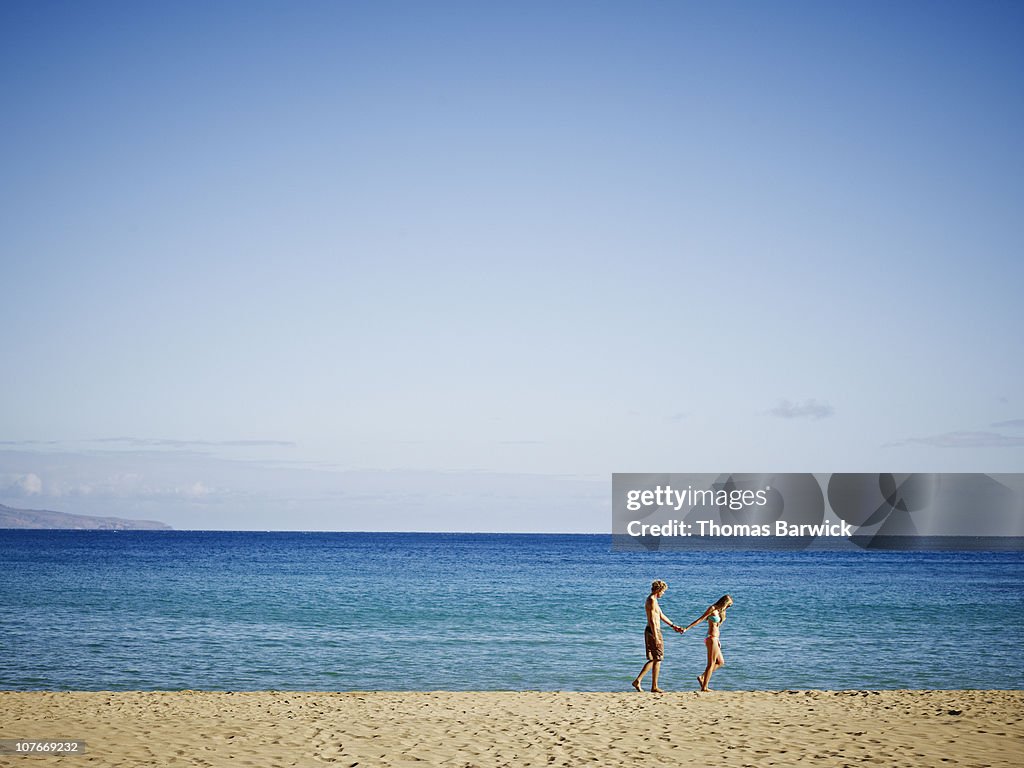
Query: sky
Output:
[[1, 1, 1022, 531]]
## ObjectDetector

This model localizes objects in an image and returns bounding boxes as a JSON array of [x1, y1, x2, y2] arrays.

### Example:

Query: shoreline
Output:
[[3, 690, 1022, 766]]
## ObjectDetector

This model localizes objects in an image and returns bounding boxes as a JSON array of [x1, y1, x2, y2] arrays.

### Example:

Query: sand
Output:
[[1, 689, 1022, 767]]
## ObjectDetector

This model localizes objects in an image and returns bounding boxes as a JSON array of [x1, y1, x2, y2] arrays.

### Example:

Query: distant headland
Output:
[[0, 503, 172, 530]]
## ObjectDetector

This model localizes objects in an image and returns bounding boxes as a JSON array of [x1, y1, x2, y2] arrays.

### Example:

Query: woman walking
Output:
[[682, 595, 733, 692]]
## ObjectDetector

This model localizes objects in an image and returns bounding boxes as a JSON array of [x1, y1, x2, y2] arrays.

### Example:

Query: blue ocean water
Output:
[[1, 531, 1022, 692]]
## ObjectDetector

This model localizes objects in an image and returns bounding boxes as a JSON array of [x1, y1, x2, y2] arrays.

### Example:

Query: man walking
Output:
[[632, 579, 683, 693]]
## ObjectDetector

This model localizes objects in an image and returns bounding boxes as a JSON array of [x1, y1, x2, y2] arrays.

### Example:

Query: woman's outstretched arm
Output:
[[683, 606, 713, 632]]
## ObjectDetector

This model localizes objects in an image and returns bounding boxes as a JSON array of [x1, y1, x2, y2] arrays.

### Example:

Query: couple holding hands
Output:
[[632, 580, 733, 693]]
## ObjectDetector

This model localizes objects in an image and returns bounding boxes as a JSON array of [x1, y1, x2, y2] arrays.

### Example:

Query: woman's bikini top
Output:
[[709, 613, 721, 624]]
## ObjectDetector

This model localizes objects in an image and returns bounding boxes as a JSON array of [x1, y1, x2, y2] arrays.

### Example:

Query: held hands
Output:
[[672, 625, 686, 634]]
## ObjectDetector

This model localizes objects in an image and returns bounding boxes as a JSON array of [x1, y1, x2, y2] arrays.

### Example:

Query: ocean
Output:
[[1, 531, 1022, 692]]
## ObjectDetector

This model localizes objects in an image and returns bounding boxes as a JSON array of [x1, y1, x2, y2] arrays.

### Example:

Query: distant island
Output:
[[0, 503, 172, 530]]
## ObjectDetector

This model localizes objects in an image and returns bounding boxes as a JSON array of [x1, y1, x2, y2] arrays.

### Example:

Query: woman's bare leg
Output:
[[700, 639, 714, 691], [704, 643, 725, 690]]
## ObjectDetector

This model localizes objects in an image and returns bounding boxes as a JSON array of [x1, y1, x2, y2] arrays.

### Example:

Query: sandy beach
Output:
[[1, 689, 1021, 767]]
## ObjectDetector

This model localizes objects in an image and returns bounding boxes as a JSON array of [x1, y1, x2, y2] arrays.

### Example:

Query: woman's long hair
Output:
[[712, 594, 732, 623]]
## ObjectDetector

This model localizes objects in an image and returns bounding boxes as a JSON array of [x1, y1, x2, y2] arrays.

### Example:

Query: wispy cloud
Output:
[[0, 472, 44, 497], [886, 431, 1024, 448], [92, 437, 295, 449], [991, 419, 1024, 430], [0, 470, 229, 501], [0, 437, 295, 451], [0, 449, 605, 531], [769, 399, 834, 420]]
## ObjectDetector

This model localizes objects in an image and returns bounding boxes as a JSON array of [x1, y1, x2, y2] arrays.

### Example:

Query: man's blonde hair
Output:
[[651, 580, 668, 594]]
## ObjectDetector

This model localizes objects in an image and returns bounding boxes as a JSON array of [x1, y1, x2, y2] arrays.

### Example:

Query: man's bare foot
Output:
[[651, 687, 665, 693], [697, 675, 708, 691], [631, 679, 642, 692]]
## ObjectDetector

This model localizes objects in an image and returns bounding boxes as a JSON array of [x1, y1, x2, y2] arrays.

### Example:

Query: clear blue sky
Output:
[[2, 1, 1022, 530]]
